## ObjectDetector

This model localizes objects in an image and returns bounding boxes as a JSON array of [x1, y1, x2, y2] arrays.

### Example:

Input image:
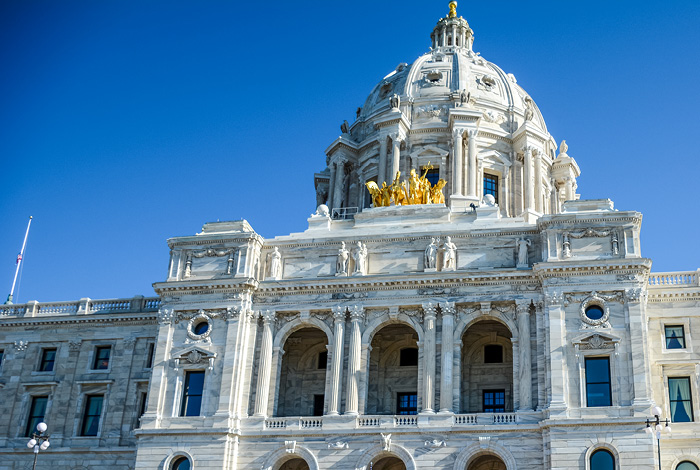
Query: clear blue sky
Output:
[[1, 1, 699, 303]]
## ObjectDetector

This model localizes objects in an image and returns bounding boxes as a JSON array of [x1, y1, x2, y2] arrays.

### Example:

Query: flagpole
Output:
[[5, 216, 33, 305]]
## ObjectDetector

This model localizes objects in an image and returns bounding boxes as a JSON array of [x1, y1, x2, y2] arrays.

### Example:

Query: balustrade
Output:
[[648, 271, 700, 287], [0, 295, 161, 317]]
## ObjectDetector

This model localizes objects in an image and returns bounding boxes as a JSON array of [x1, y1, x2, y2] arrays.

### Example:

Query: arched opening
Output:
[[678, 462, 700, 470], [276, 327, 329, 417], [468, 454, 507, 470], [367, 324, 419, 415], [171, 457, 191, 470], [372, 456, 406, 470], [590, 449, 614, 470], [279, 458, 310, 470], [461, 320, 513, 413]]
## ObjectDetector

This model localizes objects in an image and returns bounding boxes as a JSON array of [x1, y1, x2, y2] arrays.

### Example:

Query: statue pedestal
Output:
[[449, 195, 479, 211], [424, 267, 437, 273]]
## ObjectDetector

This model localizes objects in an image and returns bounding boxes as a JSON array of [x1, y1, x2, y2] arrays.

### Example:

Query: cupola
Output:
[[430, 2, 474, 52]]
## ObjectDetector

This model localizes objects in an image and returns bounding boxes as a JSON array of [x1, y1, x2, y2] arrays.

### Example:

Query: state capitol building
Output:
[[1, 4, 699, 470]]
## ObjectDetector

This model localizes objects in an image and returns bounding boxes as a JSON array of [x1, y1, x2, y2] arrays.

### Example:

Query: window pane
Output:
[[483, 174, 499, 203], [677, 462, 700, 470], [424, 168, 440, 186], [25, 396, 48, 436], [94, 347, 111, 369], [665, 326, 686, 349], [586, 358, 610, 383], [181, 371, 205, 416], [146, 343, 155, 369], [669, 377, 694, 422], [40, 349, 56, 371], [396, 392, 417, 415], [172, 457, 191, 470], [81, 395, 103, 436], [585, 358, 612, 407], [483, 390, 506, 412], [590, 449, 614, 470], [586, 384, 612, 407]]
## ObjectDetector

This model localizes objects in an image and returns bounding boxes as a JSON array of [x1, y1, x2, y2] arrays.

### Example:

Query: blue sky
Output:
[[1, 0, 699, 303]]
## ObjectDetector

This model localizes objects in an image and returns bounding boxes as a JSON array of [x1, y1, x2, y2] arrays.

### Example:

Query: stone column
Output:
[[626, 288, 653, 407], [390, 133, 402, 182], [333, 158, 346, 210], [327, 306, 346, 415], [502, 166, 510, 217], [516, 301, 532, 411], [522, 146, 535, 212], [545, 291, 567, 412], [439, 302, 455, 413], [328, 163, 337, 209], [422, 302, 437, 413], [378, 135, 388, 184], [534, 149, 543, 212], [345, 305, 364, 415], [466, 129, 478, 198], [253, 310, 275, 417], [451, 128, 464, 196]]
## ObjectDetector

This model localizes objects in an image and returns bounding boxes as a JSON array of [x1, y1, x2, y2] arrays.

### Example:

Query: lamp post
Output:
[[645, 406, 671, 470], [26, 422, 50, 470]]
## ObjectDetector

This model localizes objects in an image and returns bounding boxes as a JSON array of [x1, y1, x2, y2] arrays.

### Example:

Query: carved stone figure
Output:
[[482, 194, 496, 207], [311, 204, 330, 218], [353, 242, 368, 276], [381, 433, 392, 451], [424, 238, 438, 269], [315, 184, 328, 207], [336, 242, 349, 276], [269, 247, 282, 279], [524, 96, 535, 121], [460, 88, 470, 106], [430, 179, 446, 204], [516, 237, 531, 267], [340, 120, 350, 134], [441, 236, 457, 271], [390, 93, 400, 109], [559, 139, 568, 155]]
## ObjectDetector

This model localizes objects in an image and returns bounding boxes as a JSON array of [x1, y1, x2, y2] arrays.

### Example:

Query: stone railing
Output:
[[454, 413, 517, 425], [0, 295, 161, 317], [648, 271, 700, 287]]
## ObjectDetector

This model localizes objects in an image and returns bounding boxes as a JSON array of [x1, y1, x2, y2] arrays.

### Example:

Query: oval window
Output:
[[585, 305, 604, 320], [193, 321, 209, 335]]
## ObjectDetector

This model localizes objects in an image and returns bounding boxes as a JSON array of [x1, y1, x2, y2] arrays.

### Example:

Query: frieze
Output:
[[331, 292, 368, 300], [564, 290, 624, 306], [417, 287, 458, 296]]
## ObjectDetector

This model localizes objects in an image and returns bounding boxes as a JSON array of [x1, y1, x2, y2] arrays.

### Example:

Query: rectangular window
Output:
[[669, 377, 694, 422], [396, 392, 418, 415], [180, 371, 205, 417], [136, 391, 148, 428], [93, 346, 111, 370], [665, 325, 686, 349], [483, 174, 499, 203], [145, 343, 155, 369], [313, 394, 324, 416], [423, 168, 440, 186], [0, 349, 4, 370], [39, 348, 57, 372], [317, 351, 328, 370], [81, 395, 104, 436], [484, 345, 503, 363], [483, 390, 506, 412], [25, 396, 48, 437], [585, 357, 612, 407]]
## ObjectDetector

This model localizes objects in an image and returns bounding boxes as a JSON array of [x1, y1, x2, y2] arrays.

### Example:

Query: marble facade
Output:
[[1, 3, 699, 470]]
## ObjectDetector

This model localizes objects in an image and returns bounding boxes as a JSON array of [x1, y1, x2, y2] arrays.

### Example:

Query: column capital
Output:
[[545, 290, 563, 306], [260, 309, 276, 324], [625, 288, 646, 304], [349, 305, 365, 322], [452, 127, 465, 139], [332, 306, 347, 322], [520, 144, 535, 155], [442, 301, 456, 316], [515, 300, 531, 316], [466, 128, 478, 138], [422, 302, 438, 319]]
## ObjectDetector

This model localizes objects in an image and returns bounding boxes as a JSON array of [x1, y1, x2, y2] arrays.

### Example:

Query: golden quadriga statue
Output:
[[366, 168, 446, 208]]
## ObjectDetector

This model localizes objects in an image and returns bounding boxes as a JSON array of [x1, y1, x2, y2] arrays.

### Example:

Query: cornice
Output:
[[537, 214, 642, 230], [533, 259, 652, 279], [154, 279, 258, 296], [168, 234, 263, 249], [0, 314, 157, 328], [647, 290, 700, 302]]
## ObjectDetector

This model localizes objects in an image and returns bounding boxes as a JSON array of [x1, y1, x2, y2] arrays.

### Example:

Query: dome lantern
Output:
[[431, 2, 474, 52]]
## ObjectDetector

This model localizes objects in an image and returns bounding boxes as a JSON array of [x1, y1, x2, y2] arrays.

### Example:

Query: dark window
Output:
[[180, 371, 205, 416], [81, 395, 104, 436], [665, 325, 686, 349], [585, 357, 612, 407], [171, 457, 191, 470], [193, 321, 209, 335], [317, 351, 328, 370], [145, 342, 155, 369], [136, 392, 147, 428], [25, 396, 48, 437], [484, 345, 503, 363], [483, 390, 505, 412], [396, 392, 418, 415], [590, 449, 614, 470], [400, 348, 418, 366], [585, 305, 605, 320], [669, 377, 694, 422], [93, 346, 111, 370], [364, 178, 377, 208], [483, 174, 498, 203], [39, 348, 56, 372], [313, 394, 324, 416], [423, 168, 440, 186], [0, 349, 4, 369], [677, 462, 700, 470]]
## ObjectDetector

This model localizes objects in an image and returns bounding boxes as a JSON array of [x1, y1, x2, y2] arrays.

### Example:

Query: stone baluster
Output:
[[422, 302, 437, 413], [516, 301, 532, 411], [327, 306, 346, 415], [378, 136, 388, 185], [253, 310, 275, 417], [345, 305, 364, 415], [451, 128, 464, 196], [390, 133, 403, 181], [439, 302, 455, 413], [466, 129, 478, 198]]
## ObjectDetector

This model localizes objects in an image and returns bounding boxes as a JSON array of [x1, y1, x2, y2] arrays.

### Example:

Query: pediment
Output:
[[172, 345, 217, 368], [571, 332, 620, 352]]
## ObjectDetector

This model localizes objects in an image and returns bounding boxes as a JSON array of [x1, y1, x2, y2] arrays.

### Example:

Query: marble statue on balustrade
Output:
[[559, 139, 568, 155], [441, 236, 457, 271], [353, 242, 368, 276], [269, 247, 282, 279], [336, 242, 349, 276], [424, 238, 438, 271], [516, 237, 531, 269], [390, 93, 400, 109]]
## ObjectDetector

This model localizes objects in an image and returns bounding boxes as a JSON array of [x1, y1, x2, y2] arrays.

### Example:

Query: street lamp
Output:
[[645, 406, 671, 470], [26, 422, 50, 470]]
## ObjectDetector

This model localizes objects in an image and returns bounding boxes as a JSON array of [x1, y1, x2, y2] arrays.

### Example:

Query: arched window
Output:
[[590, 449, 614, 470], [677, 462, 699, 470], [171, 456, 191, 470]]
